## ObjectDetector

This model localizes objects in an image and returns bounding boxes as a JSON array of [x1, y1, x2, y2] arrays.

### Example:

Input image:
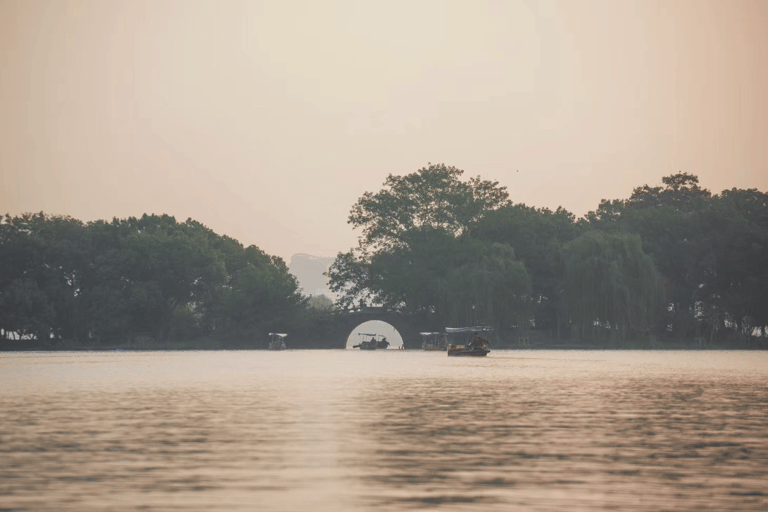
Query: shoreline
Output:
[[2, 342, 766, 352]]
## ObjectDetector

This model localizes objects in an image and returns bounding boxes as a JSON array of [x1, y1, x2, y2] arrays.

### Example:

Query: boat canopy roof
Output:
[[419, 332, 442, 336], [358, 333, 382, 337], [445, 326, 493, 333], [269, 333, 287, 338]]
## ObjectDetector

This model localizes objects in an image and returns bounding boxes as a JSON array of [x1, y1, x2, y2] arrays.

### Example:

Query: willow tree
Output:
[[436, 241, 529, 329], [475, 204, 582, 337], [562, 231, 666, 342]]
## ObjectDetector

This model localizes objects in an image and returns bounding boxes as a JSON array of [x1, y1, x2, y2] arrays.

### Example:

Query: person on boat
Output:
[[470, 332, 488, 349]]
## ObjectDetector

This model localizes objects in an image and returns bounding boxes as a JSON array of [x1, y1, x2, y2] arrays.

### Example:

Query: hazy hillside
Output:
[[289, 253, 335, 297]]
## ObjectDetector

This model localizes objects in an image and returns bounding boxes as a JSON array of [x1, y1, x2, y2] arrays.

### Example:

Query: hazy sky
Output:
[[2, 0, 766, 262]]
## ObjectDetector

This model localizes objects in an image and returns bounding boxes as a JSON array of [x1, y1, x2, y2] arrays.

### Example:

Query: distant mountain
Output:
[[289, 253, 335, 297]]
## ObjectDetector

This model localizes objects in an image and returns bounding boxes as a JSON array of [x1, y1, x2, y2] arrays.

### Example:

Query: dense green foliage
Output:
[[3, 168, 766, 349], [562, 231, 665, 342], [328, 163, 530, 329], [584, 175, 768, 343], [474, 204, 582, 336], [330, 167, 768, 346], [0, 213, 305, 348]]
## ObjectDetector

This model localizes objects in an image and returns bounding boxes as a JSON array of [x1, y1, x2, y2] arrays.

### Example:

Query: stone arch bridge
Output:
[[337, 309, 440, 349], [296, 308, 441, 349]]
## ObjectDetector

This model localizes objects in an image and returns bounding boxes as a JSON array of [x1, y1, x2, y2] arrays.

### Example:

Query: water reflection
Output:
[[0, 351, 767, 511], [346, 367, 768, 511]]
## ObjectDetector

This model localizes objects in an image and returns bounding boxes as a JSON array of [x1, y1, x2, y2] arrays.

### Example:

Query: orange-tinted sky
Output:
[[1, 0, 766, 261]]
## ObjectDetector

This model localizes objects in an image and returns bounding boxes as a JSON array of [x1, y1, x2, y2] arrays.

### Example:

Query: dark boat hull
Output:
[[447, 348, 489, 357]]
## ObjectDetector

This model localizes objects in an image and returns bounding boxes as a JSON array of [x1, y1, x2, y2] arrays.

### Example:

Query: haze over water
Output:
[[2, 350, 767, 511]]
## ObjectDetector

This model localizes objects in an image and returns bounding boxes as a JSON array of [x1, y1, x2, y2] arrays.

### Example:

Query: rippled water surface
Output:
[[1, 350, 767, 511]]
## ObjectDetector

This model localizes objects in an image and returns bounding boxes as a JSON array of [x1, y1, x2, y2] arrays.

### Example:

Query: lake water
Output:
[[1, 350, 767, 511]]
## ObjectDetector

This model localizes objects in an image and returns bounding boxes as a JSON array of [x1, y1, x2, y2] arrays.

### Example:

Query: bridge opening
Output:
[[345, 320, 404, 349]]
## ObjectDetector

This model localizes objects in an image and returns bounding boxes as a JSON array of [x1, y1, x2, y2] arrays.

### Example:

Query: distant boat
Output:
[[420, 332, 447, 351], [445, 326, 491, 357], [268, 333, 288, 350], [353, 333, 390, 350]]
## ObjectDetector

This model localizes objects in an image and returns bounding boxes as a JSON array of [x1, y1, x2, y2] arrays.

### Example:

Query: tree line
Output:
[[0, 213, 311, 348], [3, 165, 766, 349], [328, 164, 768, 347]]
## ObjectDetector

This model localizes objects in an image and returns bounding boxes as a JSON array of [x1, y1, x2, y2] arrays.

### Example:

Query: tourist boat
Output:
[[445, 326, 491, 357], [353, 333, 390, 350], [420, 331, 447, 351], [268, 333, 288, 350]]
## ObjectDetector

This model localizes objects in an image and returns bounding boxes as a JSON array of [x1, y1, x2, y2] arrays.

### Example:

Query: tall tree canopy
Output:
[[0, 213, 305, 347], [625, 172, 712, 212], [475, 204, 582, 335], [348, 163, 511, 251], [0, 213, 86, 342], [585, 174, 767, 341], [329, 163, 529, 328], [698, 188, 768, 337]]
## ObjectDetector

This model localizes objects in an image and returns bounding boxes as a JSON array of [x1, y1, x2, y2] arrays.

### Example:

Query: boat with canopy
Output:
[[445, 326, 491, 357], [268, 333, 288, 350], [420, 332, 447, 351], [353, 333, 390, 350]]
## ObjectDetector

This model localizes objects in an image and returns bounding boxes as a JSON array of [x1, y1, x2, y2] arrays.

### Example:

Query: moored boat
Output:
[[420, 332, 447, 351], [445, 326, 491, 357], [268, 333, 288, 350]]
